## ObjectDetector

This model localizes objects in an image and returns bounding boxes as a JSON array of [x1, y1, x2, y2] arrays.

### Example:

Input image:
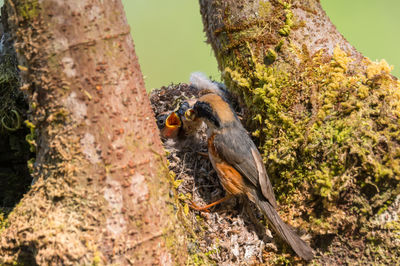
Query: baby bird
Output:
[[156, 100, 202, 139], [186, 93, 314, 261], [156, 111, 181, 139]]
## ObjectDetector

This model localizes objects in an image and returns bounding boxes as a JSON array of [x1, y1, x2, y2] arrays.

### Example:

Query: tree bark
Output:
[[0, 0, 185, 264], [200, 0, 364, 69], [200, 0, 400, 263]]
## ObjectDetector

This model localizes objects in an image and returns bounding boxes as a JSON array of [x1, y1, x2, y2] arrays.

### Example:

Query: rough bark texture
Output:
[[200, 0, 400, 264], [201, 0, 363, 68], [0, 0, 185, 264]]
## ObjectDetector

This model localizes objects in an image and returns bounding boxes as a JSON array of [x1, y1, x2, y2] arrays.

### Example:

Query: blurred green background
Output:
[[122, 0, 400, 90]]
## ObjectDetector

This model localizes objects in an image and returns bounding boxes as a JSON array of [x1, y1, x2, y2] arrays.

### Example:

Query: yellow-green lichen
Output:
[[91, 252, 101, 266], [278, 2, 293, 36], [187, 240, 219, 266], [258, 0, 272, 18], [211, 1, 400, 261], [0, 211, 9, 233], [223, 44, 400, 248], [18, 0, 39, 20], [264, 48, 278, 65], [24, 120, 36, 152]]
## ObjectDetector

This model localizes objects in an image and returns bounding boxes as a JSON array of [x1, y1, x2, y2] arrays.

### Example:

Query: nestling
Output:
[[156, 112, 181, 139], [156, 100, 202, 139]]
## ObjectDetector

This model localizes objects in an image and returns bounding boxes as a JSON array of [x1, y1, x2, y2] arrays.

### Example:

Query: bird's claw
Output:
[[189, 201, 211, 213]]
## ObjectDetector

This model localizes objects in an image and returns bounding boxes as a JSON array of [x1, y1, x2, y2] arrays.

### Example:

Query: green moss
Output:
[[0, 211, 9, 233], [384, 220, 400, 232], [264, 48, 277, 65], [24, 120, 36, 153], [187, 240, 219, 266], [187, 253, 212, 266], [18, 0, 39, 20], [161, 167, 195, 262], [223, 44, 400, 245], [273, 254, 291, 265], [278, 25, 290, 36], [90, 251, 103, 266], [275, 39, 284, 52], [278, 2, 293, 36], [210, 1, 400, 261], [258, 0, 272, 18]]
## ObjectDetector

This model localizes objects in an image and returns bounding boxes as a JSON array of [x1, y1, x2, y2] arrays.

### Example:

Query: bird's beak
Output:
[[185, 109, 196, 121], [162, 112, 181, 138]]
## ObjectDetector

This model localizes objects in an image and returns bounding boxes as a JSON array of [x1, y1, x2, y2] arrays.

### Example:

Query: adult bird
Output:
[[186, 92, 314, 261]]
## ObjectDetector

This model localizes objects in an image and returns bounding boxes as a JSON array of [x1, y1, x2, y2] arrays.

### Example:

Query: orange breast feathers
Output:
[[207, 134, 246, 196]]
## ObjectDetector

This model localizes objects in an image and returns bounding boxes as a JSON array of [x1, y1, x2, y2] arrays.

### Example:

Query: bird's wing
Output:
[[213, 130, 278, 208]]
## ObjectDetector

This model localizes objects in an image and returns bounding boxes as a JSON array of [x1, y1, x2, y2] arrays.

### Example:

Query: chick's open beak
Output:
[[161, 112, 181, 138], [166, 112, 181, 128], [185, 109, 196, 121]]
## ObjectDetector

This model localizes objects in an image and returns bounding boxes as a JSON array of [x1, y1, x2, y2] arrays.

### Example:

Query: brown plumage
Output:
[[188, 93, 314, 261]]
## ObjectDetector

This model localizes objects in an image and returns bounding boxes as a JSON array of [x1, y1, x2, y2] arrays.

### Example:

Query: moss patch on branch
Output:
[[223, 45, 400, 263]]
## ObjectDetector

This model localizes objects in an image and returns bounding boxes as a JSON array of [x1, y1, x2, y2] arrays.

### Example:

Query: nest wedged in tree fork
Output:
[[150, 80, 400, 264], [149, 84, 314, 264]]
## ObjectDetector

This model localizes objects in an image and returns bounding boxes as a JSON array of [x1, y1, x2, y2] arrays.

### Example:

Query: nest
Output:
[[149, 84, 302, 264]]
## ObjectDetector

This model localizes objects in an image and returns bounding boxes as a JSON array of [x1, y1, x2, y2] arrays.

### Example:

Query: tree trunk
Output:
[[0, 0, 185, 264], [200, 0, 400, 263]]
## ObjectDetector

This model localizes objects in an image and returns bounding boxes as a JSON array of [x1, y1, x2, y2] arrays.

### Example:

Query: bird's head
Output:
[[185, 93, 237, 131], [156, 112, 181, 138]]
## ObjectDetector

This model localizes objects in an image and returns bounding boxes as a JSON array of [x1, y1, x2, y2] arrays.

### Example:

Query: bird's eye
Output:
[[157, 119, 165, 126], [156, 114, 168, 128]]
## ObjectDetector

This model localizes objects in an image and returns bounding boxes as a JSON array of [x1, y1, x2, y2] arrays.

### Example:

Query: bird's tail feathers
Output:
[[254, 195, 314, 261]]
